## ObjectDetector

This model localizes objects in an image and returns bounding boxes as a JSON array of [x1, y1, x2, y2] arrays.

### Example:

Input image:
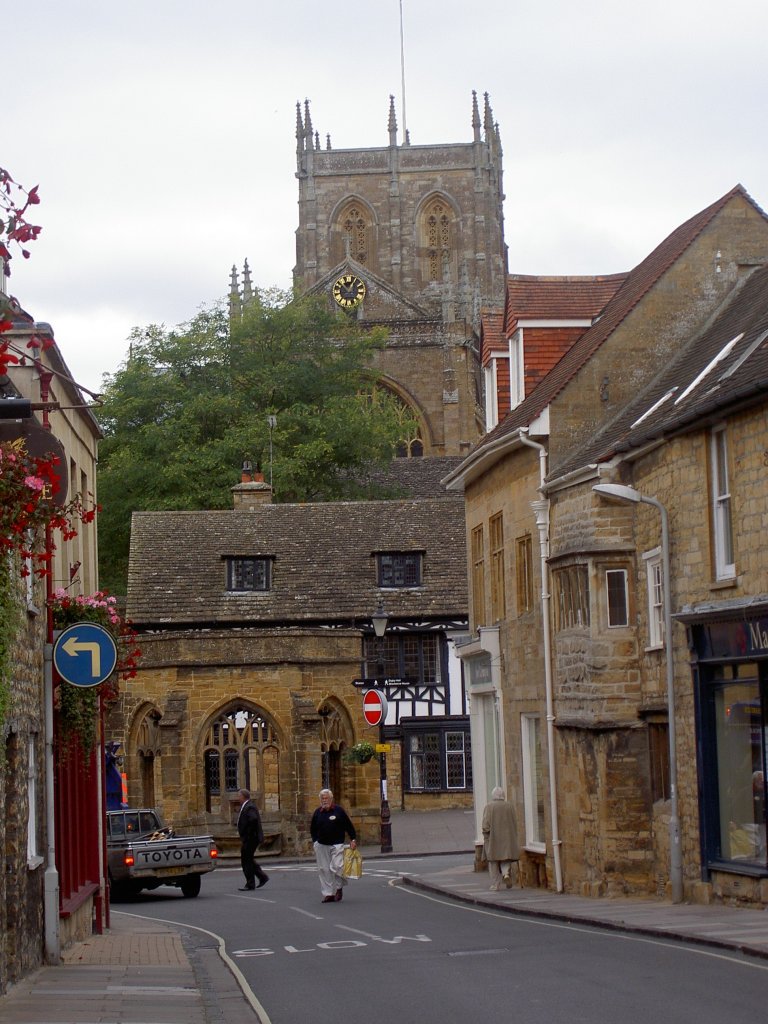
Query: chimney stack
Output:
[[232, 460, 272, 508]]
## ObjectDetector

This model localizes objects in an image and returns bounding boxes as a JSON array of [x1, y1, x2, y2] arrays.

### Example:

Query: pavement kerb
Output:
[[398, 874, 768, 962]]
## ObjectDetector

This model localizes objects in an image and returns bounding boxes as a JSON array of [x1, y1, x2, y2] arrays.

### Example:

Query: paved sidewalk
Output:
[[2, 807, 768, 1024], [0, 911, 264, 1024]]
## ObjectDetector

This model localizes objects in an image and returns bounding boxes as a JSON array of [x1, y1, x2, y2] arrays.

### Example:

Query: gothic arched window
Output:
[[202, 704, 280, 816], [420, 197, 455, 283], [332, 200, 375, 270]]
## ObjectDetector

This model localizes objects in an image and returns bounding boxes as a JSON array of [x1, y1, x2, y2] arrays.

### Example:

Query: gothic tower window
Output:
[[202, 704, 280, 816], [332, 200, 375, 269], [420, 196, 456, 283]]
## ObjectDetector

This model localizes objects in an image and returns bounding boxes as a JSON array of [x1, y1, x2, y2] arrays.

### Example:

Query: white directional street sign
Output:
[[53, 622, 118, 687]]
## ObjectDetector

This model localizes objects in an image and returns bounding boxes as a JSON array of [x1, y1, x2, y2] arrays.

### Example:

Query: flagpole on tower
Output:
[[399, 0, 408, 141]]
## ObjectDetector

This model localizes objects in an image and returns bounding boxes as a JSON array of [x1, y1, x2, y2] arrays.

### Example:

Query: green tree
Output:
[[96, 289, 413, 593]]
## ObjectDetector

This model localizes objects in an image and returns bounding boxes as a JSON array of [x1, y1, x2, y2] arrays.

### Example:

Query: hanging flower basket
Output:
[[343, 741, 377, 765]]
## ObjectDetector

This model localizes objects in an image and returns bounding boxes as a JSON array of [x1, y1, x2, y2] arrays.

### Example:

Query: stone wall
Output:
[[0, 570, 46, 995]]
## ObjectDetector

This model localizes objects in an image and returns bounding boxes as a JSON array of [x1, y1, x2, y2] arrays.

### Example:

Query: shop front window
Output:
[[701, 663, 767, 868]]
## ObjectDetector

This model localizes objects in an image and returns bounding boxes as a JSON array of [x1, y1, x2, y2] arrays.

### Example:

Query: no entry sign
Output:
[[362, 688, 388, 727]]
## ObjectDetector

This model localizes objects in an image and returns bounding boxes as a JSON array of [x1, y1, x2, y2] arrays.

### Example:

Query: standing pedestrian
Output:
[[481, 786, 520, 891], [235, 788, 269, 891], [310, 788, 357, 903]]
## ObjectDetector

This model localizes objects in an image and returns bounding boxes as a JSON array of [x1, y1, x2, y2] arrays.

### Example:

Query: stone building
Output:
[[444, 185, 768, 903], [561, 257, 768, 906], [0, 295, 102, 992], [231, 92, 507, 458], [109, 473, 472, 854]]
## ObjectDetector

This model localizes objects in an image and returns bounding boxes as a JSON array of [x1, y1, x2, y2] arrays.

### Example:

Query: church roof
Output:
[[127, 497, 467, 629]]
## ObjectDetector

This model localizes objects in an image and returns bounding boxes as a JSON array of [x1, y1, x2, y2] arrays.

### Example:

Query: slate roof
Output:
[[465, 185, 765, 461], [552, 261, 768, 479], [504, 273, 627, 332], [361, 456, 464, 497], [127, 497, 468, 628]]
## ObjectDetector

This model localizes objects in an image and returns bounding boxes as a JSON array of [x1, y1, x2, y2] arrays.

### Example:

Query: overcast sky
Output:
[[4, 0, 766, 395]]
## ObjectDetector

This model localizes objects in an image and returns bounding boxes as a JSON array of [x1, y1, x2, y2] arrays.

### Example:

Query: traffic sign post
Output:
[[362, 688, 392, 853], [53, 622, 118, 688], [362, 688, 388, 727]]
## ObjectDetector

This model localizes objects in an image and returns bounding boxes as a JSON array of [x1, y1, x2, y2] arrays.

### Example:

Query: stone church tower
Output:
[[291, 92, 507, 456]]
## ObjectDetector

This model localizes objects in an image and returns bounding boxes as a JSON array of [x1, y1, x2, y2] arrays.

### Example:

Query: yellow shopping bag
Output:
[[342, 845, 363, 878]]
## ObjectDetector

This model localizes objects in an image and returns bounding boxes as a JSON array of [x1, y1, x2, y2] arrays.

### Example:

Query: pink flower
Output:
[[24, 475, 45, 491]]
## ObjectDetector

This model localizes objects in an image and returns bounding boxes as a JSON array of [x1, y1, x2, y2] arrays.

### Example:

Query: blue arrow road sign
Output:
[[53, 622, 118, 687]]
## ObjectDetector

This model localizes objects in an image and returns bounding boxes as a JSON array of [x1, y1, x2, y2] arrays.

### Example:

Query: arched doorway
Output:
[[201, 703, 280, 818]]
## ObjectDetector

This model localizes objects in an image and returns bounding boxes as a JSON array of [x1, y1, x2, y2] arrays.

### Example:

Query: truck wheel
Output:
[[180, 875, 201, 898]]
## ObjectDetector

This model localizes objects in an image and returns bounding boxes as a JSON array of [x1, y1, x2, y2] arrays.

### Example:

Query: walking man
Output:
[[235, 788, 269, 891], [310, 788, 357, 903]]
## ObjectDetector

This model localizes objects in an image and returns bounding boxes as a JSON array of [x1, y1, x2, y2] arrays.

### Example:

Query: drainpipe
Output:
[[518, 430, 563, 893]]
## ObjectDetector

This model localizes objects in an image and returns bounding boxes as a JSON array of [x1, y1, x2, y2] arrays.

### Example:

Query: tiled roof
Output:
[[553, 261, 768, 478], [470, 185, 765, 457], [362, 457, 464, 497], [504, 274, 627, 333], [480, 310, 506, 362], [127, 497, 467, 628]]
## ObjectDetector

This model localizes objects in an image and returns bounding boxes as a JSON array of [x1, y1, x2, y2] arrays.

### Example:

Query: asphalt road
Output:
[[115, 855, 768, 1024]]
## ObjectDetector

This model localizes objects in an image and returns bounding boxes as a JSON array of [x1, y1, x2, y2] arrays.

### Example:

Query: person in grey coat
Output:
[[481, 786, 520, 891]]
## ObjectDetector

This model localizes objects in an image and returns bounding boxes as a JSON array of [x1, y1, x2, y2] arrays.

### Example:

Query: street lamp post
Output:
[[593, 482, 683, 903], [371, 603, 393, 854]]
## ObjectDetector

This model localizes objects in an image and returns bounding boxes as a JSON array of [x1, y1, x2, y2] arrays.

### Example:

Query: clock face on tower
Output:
[[332, 273, 366, 309]]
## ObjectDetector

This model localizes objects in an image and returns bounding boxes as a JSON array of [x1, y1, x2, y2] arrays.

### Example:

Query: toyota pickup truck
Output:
[[107, 808, 218, 898]]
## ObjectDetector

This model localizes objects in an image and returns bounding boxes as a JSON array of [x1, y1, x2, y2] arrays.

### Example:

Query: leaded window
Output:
[[553, 564, 590, 630], [404, 724, 472, 791], [446, 731, 469, 789], [362, 633, 439, 684], [226, 557, 271, 592], [409, 733, 441, 790], [378, 552, 421, 588]]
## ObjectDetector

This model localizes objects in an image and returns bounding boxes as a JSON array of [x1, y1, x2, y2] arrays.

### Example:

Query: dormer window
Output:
[[377, 552, 422, 588], [225, 557, 272, 592]]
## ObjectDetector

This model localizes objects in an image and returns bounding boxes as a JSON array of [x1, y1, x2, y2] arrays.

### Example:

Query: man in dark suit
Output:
[[235, 788, 269, 891]]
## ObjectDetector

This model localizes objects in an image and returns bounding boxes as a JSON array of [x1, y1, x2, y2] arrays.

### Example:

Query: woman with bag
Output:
[[310, 788, 357, 903]]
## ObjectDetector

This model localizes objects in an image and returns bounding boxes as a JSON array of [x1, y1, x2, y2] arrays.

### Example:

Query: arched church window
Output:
[[202, 704, 280, 817], [343, 206, 368, 264], [367, 384, 424, 458], [332, 200, 375, 270], [423, 198, 454, 282]]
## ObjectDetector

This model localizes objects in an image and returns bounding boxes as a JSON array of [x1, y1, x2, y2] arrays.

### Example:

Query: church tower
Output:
[[292, 92, 507, 456]]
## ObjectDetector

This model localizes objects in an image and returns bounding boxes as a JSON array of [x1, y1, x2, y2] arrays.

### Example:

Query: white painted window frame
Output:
[[605, 568, 629, 627], [643, 547, 664, 649], [521, 713, 545, 852], [710, 425, 735, 580]]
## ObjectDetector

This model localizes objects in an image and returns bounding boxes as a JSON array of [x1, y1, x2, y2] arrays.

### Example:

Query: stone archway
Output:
[[201, 703, 281, 820]]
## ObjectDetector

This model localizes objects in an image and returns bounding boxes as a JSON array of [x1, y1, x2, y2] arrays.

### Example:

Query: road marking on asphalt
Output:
[[390, 881, 768, 972], [289, 906, 324, 919]]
